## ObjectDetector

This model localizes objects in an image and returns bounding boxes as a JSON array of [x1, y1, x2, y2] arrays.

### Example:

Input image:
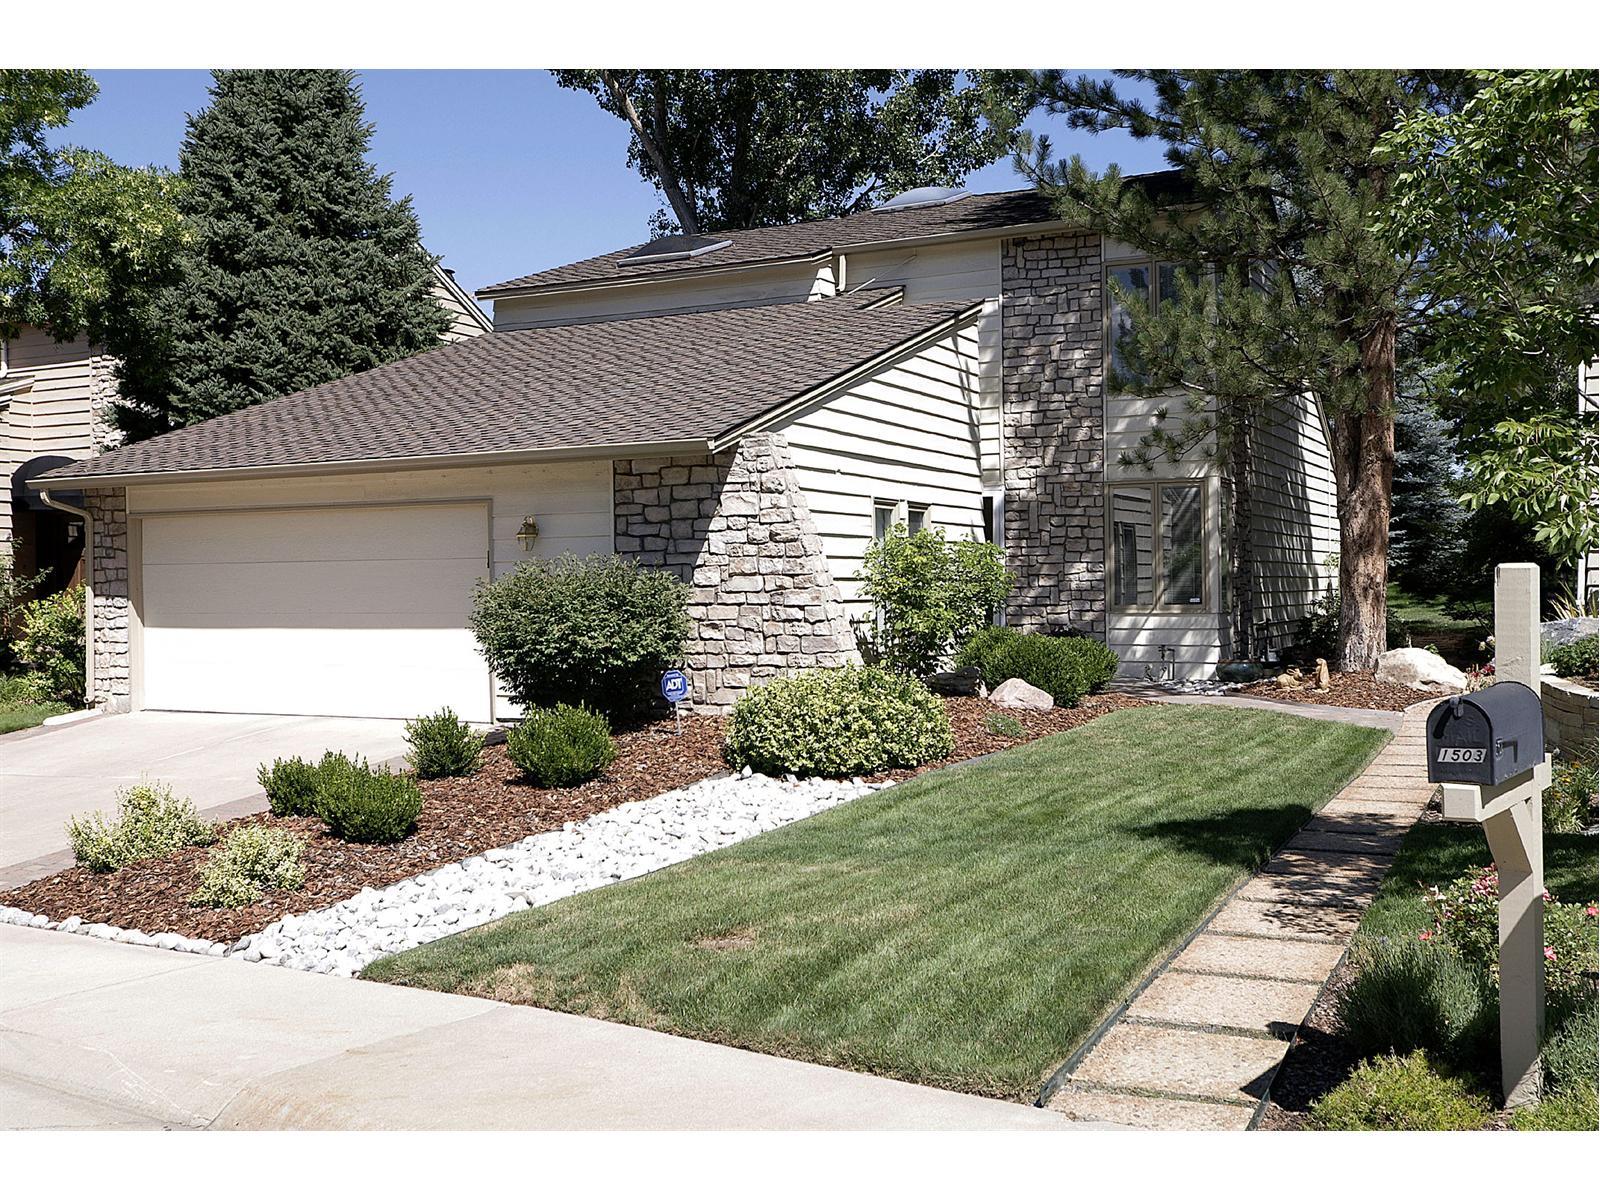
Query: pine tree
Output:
[[1020, 71, 1475, 670], [114, 70, 447, 438]]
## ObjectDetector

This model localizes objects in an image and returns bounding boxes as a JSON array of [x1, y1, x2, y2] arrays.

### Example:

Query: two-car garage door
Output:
[[139, 503, 493, 721]]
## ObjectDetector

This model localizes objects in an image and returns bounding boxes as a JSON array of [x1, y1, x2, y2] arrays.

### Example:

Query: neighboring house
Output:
[[34, 182, 1338, 720], [1, 262, 490, 594]]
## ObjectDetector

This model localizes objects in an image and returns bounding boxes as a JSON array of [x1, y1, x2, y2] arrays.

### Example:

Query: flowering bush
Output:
[[189, 825, 306, 909], [1426, 865, 1598, 1012], [65, 781, 215, 873]]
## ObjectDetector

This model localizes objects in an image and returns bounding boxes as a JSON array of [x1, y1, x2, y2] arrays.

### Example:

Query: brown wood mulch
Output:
[[3, 693, 1146, 944], [1240, 669, 1436, 712]]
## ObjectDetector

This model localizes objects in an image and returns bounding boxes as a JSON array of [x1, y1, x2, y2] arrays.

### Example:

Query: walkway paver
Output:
[[1046, 699, 1437, 1129]]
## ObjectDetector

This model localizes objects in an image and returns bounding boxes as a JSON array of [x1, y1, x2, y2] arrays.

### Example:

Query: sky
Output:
[[57, 70, 1172, 303]]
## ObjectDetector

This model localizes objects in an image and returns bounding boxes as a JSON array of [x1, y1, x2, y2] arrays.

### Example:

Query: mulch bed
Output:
[[3, 693, 1147, 944], [1240, 669, 1437, 712]]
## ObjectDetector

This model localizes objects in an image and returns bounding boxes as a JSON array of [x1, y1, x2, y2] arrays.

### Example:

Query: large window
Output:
[[1105, 259, 1197, 391], [1109, 482, 1207, 611]]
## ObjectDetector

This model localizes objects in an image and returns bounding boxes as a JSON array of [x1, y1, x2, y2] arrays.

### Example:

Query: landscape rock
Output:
[[1375, 646, 1468, 692], [1542, 617, 1597, 647], [990, 677, 1054, 710], [926, 667, 985, 697]]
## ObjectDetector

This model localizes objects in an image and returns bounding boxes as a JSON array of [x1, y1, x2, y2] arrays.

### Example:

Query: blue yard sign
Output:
[[660, 669, 690, 704]]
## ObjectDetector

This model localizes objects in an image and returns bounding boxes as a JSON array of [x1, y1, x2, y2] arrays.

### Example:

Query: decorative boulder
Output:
[[1375, 647, 1468, 692], [927, 666, 986, 697], [990, 677, 1054, 710], [1542, 617, 1598, 647]]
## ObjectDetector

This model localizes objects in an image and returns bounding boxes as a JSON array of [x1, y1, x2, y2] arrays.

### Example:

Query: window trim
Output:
[[1105, 478, 1211, 614]]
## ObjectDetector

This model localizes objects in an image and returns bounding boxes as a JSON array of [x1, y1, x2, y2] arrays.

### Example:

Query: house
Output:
[[2, 262, 491, 594], [32, 182, 1339, 721]]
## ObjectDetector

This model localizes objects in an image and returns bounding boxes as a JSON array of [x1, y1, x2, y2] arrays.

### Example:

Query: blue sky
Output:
[[58, 70, 1171, 301]]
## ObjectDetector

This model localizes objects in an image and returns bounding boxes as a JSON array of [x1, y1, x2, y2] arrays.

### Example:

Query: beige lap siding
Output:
[[613, 433, 856, 711]]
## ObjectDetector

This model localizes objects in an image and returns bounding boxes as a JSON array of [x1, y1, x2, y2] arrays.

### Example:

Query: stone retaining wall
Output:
[[84, 486, 131, 713], [1542, 675, 1597, 759], [1000, 231, 1106, 635], [613, 432, 857, 710]]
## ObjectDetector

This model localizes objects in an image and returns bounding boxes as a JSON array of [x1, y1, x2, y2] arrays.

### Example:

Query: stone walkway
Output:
[[1045, 699, 1436, 1130]]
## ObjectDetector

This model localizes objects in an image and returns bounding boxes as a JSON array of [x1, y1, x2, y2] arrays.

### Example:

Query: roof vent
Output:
[[875, 185, 969, 212], [619, 234, 733, 267]]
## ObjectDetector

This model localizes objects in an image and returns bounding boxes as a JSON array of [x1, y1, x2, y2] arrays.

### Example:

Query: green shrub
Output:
[[954, 625, 1111, 707], [65, 781, 215, 873], [404, 707, 483, 779], [506, 704, 616, 787], [984, 711, 1026, 739], [13, 585, 85, 706], [188, 825, 307, 908], [859, 527, 1012, 676], [257, 756, 323, 817], [1548, 634, 1598, 680], [1510, 1086, 1599, 1131], [1338, 936, 1494, 1065], [1546, 756, 1597, 834], [1543, 1001, 1598, 1097], [723, 666, 954, 778], [1309, 1052, 1490, 1130], [469, 553, 689, 714], [315, 759, 423, 843]]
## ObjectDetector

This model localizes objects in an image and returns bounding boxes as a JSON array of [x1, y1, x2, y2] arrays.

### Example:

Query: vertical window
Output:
[[1110, 487, 1154, 607], [1107, 264, 1151, 387], [1109, 482, 1207, 610], [1159, 483, 1204, 607], [981, 494, 1001, 545], [873, 501, 897, 542], [906, 504, 929, 534]]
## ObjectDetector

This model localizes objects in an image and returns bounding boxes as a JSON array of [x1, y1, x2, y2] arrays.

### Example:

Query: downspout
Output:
[[38, 489, 94, 708]]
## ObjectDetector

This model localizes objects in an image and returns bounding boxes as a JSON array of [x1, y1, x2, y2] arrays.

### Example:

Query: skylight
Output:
[[619, 234, 734, 266], [875, 186, 970, 212]]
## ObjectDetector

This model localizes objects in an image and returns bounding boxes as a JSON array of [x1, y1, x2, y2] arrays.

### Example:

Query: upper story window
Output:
[[1105, 258, 1197, 391]]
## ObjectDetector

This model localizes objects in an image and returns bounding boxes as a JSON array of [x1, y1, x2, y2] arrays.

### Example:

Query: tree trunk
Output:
[[598, 71, 700, 235], [1225, 404, 1256, 660], [1330, 314, 1397, 671]]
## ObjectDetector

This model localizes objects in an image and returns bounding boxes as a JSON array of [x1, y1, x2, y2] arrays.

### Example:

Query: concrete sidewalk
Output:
[[0, 925, 1084, 1131]]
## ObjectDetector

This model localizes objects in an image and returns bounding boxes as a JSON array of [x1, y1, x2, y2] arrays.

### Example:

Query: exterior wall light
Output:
[[516, 516, 540, 551]]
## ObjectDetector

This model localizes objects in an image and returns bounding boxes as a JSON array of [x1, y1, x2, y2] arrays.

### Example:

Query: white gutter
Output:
[[38, 489, 94, 708]]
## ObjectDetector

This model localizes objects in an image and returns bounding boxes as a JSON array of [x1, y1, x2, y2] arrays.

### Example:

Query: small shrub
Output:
[[1546, 756, 1597, 834], [1060, 635, 1118, 693], [955, 625, 1103, 707], [470, 553, 689, 714], [506, 704, 616, 788], [65, 781, 215, 873], [1427, 865, 1599, 1013], [13, 585, 85, 706], [984, 711, 1026, 739], [258, 756, 322, 817], [1510, 1086, 1599, 1131], [858, 527, 1012, 676], [1309, 1052, 1490, 1131], [404, 708, 483, 779], [315, 759, 423, 843], [1547, 634, 1598, 680], [189, 825, 307, 909], [1543, 1001, 1598, 1097], [723, 666, 954, 778], [1338, 936, 1493, 1064]]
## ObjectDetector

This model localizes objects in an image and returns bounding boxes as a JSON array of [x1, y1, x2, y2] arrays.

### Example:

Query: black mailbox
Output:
[[1426, 682, 1545, 786]]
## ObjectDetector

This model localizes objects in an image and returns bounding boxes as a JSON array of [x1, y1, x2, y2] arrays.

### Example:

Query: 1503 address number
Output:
[[1436, 747, 1487, 764]]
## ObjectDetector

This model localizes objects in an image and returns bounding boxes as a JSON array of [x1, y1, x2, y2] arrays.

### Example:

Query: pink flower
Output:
[[1585, 905, 1596, 918], [1544, 947, 1557, 961], [1419, 930, 1433, 941]]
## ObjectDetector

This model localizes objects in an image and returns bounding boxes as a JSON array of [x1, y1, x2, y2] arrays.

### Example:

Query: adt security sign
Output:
[[661, 669, 690, 704]]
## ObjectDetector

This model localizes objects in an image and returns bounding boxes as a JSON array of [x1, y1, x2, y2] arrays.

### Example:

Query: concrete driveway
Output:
[[0, 712, 411, 888]]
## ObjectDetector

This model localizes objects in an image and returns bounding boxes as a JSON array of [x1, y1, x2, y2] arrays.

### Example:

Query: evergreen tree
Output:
[[1018, 71, 1474, 669], [114, 70, 447, 438], [1389, 393, 1469, 601]]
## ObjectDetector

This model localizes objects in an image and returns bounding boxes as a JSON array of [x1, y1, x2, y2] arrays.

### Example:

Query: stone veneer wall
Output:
[[83, 486, 132, 712], [1542, 675, 1598, 759], [613, 432, 857, 710], [1000, 232, 1106, 635]]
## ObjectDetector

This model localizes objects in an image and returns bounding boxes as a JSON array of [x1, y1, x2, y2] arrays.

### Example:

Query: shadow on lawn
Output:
[[1131, 806, 1317, 871]]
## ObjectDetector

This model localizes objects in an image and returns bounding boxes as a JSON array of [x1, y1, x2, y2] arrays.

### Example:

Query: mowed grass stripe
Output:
[[364, 705, 1389, 1098]]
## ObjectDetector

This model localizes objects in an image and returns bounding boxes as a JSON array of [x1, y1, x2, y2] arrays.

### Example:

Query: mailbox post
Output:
[[1429, 563, 1548, 1109]]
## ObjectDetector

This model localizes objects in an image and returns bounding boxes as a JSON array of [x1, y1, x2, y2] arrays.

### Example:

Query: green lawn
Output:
[[0, 676, 66, 735], [1387, 584, 1489, 633], [365, 705, 1389, 1099]]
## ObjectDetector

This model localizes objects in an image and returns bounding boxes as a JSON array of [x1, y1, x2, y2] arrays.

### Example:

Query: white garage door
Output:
[[140, 502, 492, 720]]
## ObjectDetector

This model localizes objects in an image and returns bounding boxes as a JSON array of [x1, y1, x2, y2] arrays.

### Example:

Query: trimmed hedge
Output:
[[315, 757, 423, 843], [954, 626, 1118, 707], [258, 756, 323, 817], [723, 666, 954, 778], [404, 707, 483, 779], [507, 704, 617, 788], [470, 553, 689, 714]]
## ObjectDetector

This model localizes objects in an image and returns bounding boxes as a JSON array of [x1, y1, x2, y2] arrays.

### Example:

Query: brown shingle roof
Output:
[[39, 297, 975, 484], [481, 172, 1189, 297]]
